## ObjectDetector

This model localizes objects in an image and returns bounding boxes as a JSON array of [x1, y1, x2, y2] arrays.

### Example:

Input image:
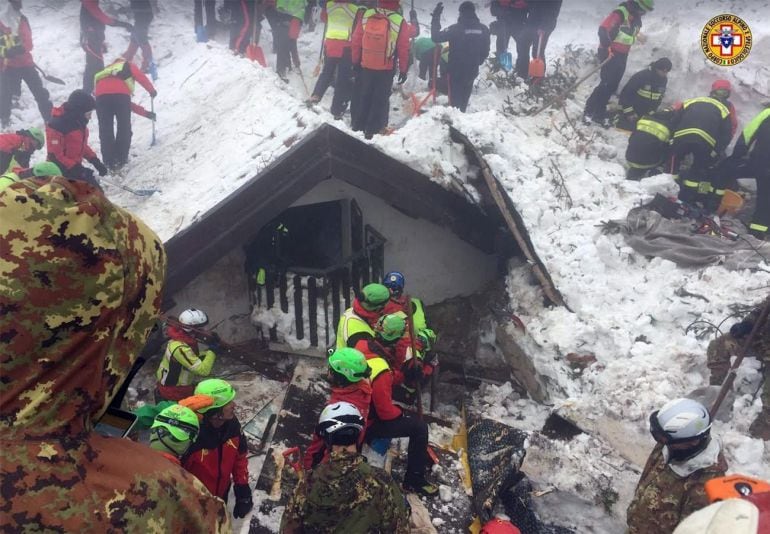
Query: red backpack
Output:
[[361, 11, 392, 70]]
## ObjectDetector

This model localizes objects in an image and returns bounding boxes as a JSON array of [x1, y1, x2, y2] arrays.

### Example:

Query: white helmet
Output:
[[179, 308, 209, 328], [316, 401, 364, 444], [652, 398, 711, 443]]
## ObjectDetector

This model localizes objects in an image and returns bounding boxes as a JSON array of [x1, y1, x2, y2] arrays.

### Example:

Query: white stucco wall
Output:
[[291, 177, 499, 304], [168, 247, 256, 344]]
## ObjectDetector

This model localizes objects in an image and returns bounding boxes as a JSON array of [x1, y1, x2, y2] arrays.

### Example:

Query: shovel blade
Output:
[[246, 44, 267, 67], [529, 57, 545, 79]]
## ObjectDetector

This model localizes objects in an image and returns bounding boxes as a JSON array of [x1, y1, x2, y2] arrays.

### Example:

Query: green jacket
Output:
[[280, 449, 409, 533]]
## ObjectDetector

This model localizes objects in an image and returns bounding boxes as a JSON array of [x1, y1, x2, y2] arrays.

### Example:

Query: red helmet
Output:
[[481, 518, 522, 534], [711, 79, 732, 92]]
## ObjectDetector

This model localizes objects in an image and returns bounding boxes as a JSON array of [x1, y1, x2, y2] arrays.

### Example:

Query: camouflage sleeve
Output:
[[379, 477, 410, 534], [279, 477, 307, 534]]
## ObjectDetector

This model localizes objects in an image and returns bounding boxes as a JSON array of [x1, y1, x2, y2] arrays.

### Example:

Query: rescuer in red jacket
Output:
[[0, 126, 43, 172], [0, 0, 52, 127], [80, 0, 132, 93], [46, 89, 107, 188], [94, 58, 156, 170]]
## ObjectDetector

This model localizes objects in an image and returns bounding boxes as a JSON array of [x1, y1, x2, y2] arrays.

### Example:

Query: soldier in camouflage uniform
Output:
[[707, 298, 770, 440], [0, 177, 231, 533], [627, 398, 728, 534], [280, 402, 410, 534]]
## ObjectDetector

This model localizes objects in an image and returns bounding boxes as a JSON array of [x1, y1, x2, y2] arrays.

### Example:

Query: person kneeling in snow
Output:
[[627, 398, 727, 534], [280, 402, 410, 533]]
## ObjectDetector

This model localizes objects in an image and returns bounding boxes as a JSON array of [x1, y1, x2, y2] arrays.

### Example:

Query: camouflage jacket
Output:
[[626, 442, 727, 534], [280, 449, 410, 533], [744, 299, 770, 361], [0, 178, 231, 533]]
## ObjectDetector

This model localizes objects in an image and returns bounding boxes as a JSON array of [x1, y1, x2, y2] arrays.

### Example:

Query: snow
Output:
[[7, 0, 769, 532]]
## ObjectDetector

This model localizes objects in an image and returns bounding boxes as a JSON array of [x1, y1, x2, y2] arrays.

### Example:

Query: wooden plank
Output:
[[280, 272, 289, 314], [266, 272, 277, 342], [331, 272, 341, 338], [293, 275, 304, 340], [308, 277, 318, 347], [449, 127, 570, 310]]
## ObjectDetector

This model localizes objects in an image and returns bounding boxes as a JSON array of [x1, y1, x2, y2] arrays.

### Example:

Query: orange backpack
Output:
[[361, 12, 392, 70], [705, 475, 770, 502]]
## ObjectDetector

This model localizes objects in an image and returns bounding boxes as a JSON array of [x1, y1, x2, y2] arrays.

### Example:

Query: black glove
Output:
[[431, 2, 443, 18], [89, 158, 108, 176], [597, 46, 609, 62], [146, 111, 157, 120], [114, 20, 134, 31], [397, 71, 408, 85], [403, 361, 423, 384], [730, 320, 753, 339], [233, 484, 253, 518], [4, 44, 25, 58], [409, 9, 419, 25], [149, 89, 158, 98]]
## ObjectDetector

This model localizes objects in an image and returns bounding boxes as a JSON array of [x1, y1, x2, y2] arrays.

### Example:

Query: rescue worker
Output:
[[667, 90, 733, 207], [46, 89, 107, 188], [707, 298, 769, 439], [625, 103, 682, 180], [365, 316, 437, 496], [194, 0, 218, 42], [584, 0, 653, 126], [335, 282, 390, 349], [350, 0, 411, 139], [712, 79, 738, 138], [155, 307, 218, 402], [413, 37, 449, 95], [80, 0, 133, 93], [0, 176, 229, 532], [0, 126, 43, 172], [183, 378, 254, 519], [490, 0, 528, 75], [375, 312, 436, 401], [722, 106, 770, 240], [616, 57, 672, 130], [382, 271, 430, 335], [308, 0, 365, 120], [274, 0, 308, 80], [94, 58, 157, 171], [0, 0, 52, 127], [430, 1, 491, 113], [280, 402, 410, 533], [123, 0, 156, 73], [0, 160, 60, 191], [223, 0, 253, 55], [520, 0, 562, 76], [627, 398, 728, 534], [149, 403, 201, 465], [303, 347, 373, 470]]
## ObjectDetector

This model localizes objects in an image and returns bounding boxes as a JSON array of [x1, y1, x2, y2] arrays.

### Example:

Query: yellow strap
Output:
[[682, 179, 700, 188], [749, 222, 768, 232], [637, 89, 662, 99], [637, 119, 670, 142], [683, 97, 729, 119], [673, 127, 717, 148]]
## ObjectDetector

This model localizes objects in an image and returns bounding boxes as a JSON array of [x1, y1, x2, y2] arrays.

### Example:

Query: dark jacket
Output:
[[626, 105, 682, 167], [732, 107, 770, 171], [46, 105, 97, 175], [431, 11, 490, 78], [619, 67, 667, 117], [673, 97, 733, 154], [80, 0, 114, 30], [184, 417, 250, 499], [527, 0, 562, 33]]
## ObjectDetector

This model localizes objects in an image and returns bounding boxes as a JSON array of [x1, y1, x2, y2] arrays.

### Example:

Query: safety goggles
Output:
[[155, 415, 199, 442]]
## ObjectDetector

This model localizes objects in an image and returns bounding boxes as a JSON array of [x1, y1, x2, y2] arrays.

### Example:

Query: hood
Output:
[[308, 450, 363, 489], [0, 178, 166, 440], [664, 437, 724, 478], [166, 324, 199, 350], [352, 298, 381, 326]]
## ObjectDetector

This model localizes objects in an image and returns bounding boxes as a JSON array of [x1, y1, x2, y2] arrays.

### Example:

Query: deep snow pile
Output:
[[8, 0, 770, 531]]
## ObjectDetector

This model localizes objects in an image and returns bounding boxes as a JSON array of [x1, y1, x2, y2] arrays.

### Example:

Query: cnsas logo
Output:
[[701, 14, 752, 66]]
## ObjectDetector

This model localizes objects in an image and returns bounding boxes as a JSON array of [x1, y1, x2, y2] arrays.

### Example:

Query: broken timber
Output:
[[450, 127, 570, 310]]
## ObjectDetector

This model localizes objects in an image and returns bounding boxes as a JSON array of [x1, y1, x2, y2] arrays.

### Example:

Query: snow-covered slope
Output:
[[8, 0, 769, 531]]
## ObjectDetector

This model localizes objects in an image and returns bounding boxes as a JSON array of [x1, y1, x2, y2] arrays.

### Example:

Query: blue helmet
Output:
[[383, 271, 405, 297]]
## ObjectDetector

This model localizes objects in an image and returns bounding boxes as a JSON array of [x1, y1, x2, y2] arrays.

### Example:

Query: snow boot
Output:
[[195, 25, 208, 43], [403, 474, 439, 498]]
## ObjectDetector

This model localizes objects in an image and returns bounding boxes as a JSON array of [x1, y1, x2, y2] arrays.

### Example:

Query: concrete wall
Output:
[[168, 247, 256, 344], [291, 177, 499, 304]]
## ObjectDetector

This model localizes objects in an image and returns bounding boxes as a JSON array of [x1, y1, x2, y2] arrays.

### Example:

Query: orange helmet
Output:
[[705, 475, 770, 503], [481, 518, 522, 534]]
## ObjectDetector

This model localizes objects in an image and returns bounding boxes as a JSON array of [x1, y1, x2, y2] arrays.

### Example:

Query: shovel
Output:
[[528, 30, 545, 80], [101, 177, 159, 197], [34, 63, 64, 85], [245, 2, 267, 67], [150, 96, 156, 147]]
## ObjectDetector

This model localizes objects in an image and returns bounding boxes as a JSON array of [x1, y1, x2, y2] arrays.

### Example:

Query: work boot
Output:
[[403, 474, 439, 498]]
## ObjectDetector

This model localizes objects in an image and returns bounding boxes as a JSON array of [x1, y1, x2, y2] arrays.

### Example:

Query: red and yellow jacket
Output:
[[183, 418, 249, 499], [0, 14, 34, 69]]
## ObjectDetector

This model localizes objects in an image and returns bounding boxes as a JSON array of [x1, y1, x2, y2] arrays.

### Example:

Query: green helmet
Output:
[[193, 378, 236, 413], [32, 161, 62, 177], [634, 0, 653, 11], [26, 127, 45, 149], [360, 283, 390, 311], [328, 348, 370, 382], [417, 328, 437, 351], [150, 404, 200, 456], [375, 312, 406, 342]]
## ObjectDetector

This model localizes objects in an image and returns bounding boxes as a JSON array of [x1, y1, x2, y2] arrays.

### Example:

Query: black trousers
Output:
[[228, 0, 251, 54], [351, 68, 394, 139], [367, 415, 429, 478], [194, 0, 217, 29], [753, 171, 770, 234], [668, 137, 716, 204], [274, 12, 293, 76], [96, 93, 132, 168], [312, 48, 354, 117], [449, 71, 477, 113], [81, 26, 105, 93], [584, 52, 628, 120], [0, 65, 52, 123], [495, 10, 528, 75]]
